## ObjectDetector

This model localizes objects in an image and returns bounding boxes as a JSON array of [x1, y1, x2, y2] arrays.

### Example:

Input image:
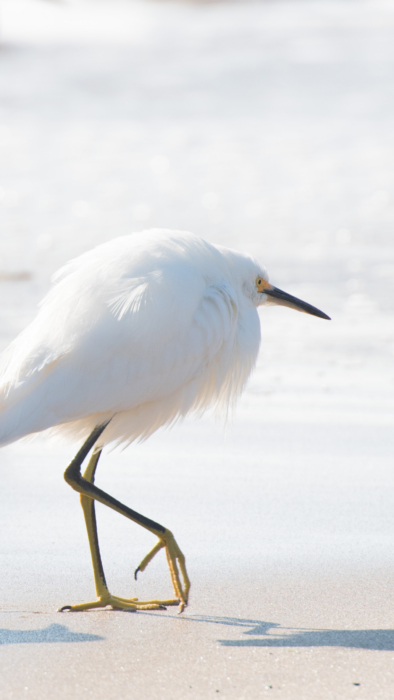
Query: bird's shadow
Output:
[[0, 623, 103, 645], [179, 615, 394, 651]]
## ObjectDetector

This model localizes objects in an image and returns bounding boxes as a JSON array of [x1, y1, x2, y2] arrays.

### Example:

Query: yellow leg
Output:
[[135, 538, 190, 613], [59, 423, 190, 613]]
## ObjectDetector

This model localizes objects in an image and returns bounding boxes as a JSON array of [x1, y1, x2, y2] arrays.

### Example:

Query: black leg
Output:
[[60, 424, 190, 612]]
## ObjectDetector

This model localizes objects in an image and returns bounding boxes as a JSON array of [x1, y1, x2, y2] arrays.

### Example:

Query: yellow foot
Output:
[[134, 528, 190, 613], [58, 594, 180, 613]]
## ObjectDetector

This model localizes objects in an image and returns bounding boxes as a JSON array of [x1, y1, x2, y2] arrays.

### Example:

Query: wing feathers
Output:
[[0, 230, 258, 447]]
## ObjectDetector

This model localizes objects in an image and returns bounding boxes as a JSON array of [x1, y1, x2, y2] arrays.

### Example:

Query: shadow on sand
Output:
[[0, 623, 103, 645], [178, 615, 394, 651]]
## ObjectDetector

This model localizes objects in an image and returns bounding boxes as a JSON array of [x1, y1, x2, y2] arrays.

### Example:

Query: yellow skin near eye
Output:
[[256, 277, 272, 293]]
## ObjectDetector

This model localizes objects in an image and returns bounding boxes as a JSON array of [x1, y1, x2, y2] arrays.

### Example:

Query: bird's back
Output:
[[0, 230, 261, 448]]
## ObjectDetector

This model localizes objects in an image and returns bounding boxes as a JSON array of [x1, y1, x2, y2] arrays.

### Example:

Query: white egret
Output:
[[0, 229, 329, 612]]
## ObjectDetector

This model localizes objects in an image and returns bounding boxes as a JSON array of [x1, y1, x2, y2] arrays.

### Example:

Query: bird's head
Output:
[[219, 245, 330, 320], [253, 274, 330, 320]]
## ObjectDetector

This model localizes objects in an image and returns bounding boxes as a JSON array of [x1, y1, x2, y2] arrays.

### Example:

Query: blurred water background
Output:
[[0, 0, 393, 428], [0, 0, 394, 582]]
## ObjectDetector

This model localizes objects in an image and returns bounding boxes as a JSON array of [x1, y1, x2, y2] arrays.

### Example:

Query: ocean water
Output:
[[0, 0, 393, 590]]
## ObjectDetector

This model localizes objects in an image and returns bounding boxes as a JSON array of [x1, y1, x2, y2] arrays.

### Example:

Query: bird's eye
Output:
[[257, 279, 262, 285]]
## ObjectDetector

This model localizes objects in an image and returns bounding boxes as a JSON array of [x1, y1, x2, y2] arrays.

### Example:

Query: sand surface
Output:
[[0, 0, 394, 697]]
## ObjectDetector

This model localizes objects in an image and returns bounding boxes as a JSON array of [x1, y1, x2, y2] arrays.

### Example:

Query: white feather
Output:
[[0, 229, 266, 448]]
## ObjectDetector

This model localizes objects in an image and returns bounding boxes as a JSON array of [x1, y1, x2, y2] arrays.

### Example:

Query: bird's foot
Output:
[[58, 593, 180, 613], [134, 528, 190, 613]]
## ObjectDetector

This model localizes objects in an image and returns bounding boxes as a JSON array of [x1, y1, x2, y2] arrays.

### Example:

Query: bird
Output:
[[0, 228, 330, 613]]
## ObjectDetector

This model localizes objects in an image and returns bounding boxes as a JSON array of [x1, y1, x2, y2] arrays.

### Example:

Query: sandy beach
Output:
[[0, 0, 394, 697]]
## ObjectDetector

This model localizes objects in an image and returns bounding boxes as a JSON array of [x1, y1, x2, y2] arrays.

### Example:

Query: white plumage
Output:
[[0, 229, 266, 448], [0, 228, 329, 613]]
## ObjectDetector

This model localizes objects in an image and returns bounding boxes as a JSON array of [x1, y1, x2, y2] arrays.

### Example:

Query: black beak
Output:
[[264, 286, 331, 320]]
